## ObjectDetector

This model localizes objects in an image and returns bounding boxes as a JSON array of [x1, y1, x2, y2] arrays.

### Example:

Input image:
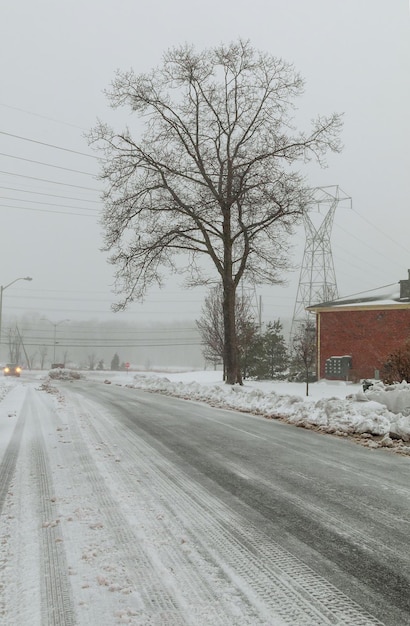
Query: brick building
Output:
[[307, 271, 410, 381]]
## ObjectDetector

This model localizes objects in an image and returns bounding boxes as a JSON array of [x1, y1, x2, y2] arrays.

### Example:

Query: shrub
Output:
[[382, 344, 410, 384]]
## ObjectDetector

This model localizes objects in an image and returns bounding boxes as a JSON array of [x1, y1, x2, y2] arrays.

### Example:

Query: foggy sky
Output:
[[1, 0, 409, 329]]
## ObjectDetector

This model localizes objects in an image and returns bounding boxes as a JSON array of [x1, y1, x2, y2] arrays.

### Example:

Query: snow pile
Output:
[[48, 368, 83, 380], [355, 380, 410, 414], [129, 374, 410, 444], [349, 380, 410, 441]]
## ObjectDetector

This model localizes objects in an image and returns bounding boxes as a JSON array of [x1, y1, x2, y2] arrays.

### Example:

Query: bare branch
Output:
[[88, 39, 343, 383]]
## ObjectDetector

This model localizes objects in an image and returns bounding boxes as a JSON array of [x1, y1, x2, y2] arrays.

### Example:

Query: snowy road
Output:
[[1, 377, 410, 625]]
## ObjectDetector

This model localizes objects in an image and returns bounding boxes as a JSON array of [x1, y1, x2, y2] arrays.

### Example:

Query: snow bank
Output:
[[48, 368, 84, 380], [58, 369, 410, 448], [127, 374, 410, 443]]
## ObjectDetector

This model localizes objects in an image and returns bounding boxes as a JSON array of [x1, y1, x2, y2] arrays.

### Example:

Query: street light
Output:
[[43, 318, 70, 364], [0, 276, 33, 363]]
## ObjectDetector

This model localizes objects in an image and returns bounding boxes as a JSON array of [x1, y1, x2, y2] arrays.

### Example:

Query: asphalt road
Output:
[[67, 379, 410, 625]]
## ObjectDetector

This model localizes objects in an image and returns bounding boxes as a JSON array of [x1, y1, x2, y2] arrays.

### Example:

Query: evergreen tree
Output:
[[239, 319, 261, 379], [246, 320, 289, 379], [111, 353, 120, 371]]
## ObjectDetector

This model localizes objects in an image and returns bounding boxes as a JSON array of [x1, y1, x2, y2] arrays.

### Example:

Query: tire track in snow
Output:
[[225, 458, 409, 564], [0, 406, 26, 514], [55, 392, 194, 625], [72, 397, 263, 625], [0, 390, 28, 624], [27, 388, 76, 626], [66, 389, 384, 626]]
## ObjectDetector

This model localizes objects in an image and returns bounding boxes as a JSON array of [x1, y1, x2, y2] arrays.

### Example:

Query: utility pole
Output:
[[15, 325, 31, 370], [43, 318, 70, 364]]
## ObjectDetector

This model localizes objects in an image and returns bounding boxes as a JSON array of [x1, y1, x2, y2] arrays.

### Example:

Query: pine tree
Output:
[[246, 320, 289, 380], [111, 353, 120, 371]]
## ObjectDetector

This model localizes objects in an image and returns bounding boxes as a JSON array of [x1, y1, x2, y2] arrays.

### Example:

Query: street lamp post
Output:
[[43, 318, 70, 364], [0, 276, 33, 363]]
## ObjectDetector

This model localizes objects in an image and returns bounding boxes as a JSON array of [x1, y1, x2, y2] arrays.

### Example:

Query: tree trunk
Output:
[[222, 197, 243, 385], [223, 279, 243, 385]]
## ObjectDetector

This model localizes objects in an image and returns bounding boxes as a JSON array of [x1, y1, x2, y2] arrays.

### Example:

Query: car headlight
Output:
[[16, 367, 21, 373], [4, 368, 9, 373]]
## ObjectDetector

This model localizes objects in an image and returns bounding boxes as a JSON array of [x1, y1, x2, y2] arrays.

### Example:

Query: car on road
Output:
[[3, 364, 22, 377]]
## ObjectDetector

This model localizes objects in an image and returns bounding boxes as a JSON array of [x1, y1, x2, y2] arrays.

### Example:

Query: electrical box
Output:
[[325, 356, 352, 380]]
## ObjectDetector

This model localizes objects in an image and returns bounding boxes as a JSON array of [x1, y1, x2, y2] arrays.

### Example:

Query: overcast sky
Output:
[[0, 0, 409, 330]]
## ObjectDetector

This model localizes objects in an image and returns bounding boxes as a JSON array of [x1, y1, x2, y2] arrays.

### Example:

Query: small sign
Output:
[[125, 362, 130, 369]]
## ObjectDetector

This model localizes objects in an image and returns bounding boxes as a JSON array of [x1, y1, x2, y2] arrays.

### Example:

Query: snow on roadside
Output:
[[114, 371, 410, 452], [42, 368, 410, 453], [0, 379, 30, 456]]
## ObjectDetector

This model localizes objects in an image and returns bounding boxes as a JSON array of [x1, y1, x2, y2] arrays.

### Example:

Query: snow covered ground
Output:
[[83, 369, 410, 453], [1, 369, 410, 624]]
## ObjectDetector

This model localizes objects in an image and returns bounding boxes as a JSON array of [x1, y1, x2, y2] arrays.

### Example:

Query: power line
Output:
[[333, 221, 406, 271], [4, 292, 205, 303], [5, 340, 203, 348], [326, 283, 397, 301], [0, 130, 98, 159], [2, 304, 203, 314], [351, 208, 410, 255], [0, 103, 86, 130], [0, 152, 96, 176], [4, 288, 208, 301], [331, 242, 395, 275], [0, 170, 101, 191], [0, 185, 101, 203], [21, 325, 199, 333], [0, 196, 100, 212], [0, 204, 97, 218]]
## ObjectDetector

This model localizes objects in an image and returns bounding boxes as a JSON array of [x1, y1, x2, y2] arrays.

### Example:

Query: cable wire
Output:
[[0, 204, 97, 217], [0, 130, 98, 158], [0, 185, 100, 203], [0, 152, 95, 176], [0, 170, 100, 191]]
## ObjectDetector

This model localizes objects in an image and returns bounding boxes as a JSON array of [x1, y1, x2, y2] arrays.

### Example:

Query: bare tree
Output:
[[39, 345, 48, 369], [197, 284, 257, 378], [7, 328, 22, 364], [382, 343, 410, 384], [27, 350, 37, 370], [62, 350, 69, 367], [196, 288, 225, 371], [87, 353, 97, 371], [291, 318, 317, 396], [89, 39, 342, 384]]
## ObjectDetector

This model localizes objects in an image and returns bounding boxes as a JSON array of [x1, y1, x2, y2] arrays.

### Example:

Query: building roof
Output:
[[306, 282, 410, 312]]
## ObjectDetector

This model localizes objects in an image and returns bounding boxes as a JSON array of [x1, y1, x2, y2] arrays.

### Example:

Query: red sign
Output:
[[125, 362, 130, 369]]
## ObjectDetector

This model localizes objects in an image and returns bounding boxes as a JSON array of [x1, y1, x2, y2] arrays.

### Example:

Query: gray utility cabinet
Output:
[[325, 355, 352, 380]]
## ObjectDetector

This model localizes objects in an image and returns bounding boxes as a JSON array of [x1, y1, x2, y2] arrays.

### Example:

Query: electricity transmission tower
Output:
[[290, 186, 351, 341], [239, 285, 263, 331]]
